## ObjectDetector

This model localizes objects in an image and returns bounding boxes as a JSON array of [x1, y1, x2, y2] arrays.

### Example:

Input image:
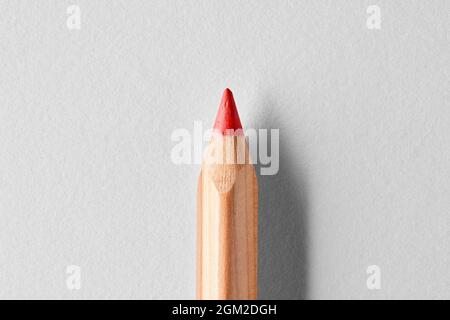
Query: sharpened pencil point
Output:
[[213, 88, 243, 134]]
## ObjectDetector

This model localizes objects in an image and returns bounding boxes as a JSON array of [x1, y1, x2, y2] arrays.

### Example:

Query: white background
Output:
[[0, 0, 449, 299]]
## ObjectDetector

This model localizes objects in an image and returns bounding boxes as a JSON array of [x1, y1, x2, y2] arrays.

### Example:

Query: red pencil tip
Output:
[[213, 88, 243, 135]]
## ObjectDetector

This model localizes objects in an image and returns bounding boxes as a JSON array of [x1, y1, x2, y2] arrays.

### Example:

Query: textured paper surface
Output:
[[0, 0, 449, 299]]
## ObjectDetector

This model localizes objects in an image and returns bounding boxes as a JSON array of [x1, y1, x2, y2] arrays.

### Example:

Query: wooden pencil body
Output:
[[197, 135, 258, 299]]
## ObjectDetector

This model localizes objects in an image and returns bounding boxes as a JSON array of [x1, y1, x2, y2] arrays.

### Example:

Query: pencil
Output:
[[197, 88, 258, 300]]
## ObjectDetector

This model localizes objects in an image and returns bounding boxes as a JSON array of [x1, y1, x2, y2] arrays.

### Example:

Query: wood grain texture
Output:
[[197, 135, 258, 299]]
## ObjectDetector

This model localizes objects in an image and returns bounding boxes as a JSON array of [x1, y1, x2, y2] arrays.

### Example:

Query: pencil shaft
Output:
[[197, 137, 258, 299]]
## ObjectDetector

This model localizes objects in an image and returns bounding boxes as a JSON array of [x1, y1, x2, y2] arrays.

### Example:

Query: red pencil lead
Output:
[[213, 88, 243, 135]]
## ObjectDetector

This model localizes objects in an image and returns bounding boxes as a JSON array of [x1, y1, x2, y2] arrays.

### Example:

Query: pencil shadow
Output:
[[253, 98, 309, 299]]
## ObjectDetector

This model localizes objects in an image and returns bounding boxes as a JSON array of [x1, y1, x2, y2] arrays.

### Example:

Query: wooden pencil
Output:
[[197, 88, 258, 300]]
